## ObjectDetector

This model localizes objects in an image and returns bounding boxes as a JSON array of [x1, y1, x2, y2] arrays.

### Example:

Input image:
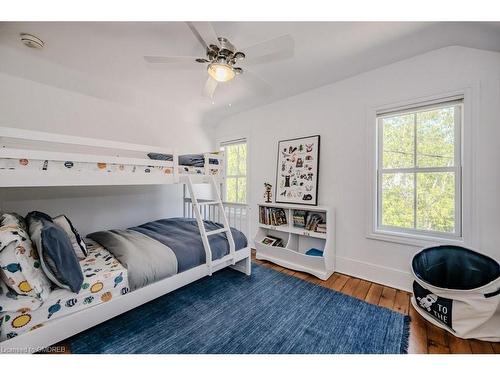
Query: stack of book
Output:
[[292, 210, 307, 228], [259, 206, 287, 226], [261, 235, 284, 247], [316, 223, 327, 234]]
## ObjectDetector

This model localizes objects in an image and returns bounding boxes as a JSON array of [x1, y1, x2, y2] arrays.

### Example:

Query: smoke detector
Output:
[[20, 33, 44, 49]]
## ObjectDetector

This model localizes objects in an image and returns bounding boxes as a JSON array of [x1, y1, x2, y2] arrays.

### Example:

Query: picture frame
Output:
[[275, 135, 320, 205], [261, 236, 283, 247]]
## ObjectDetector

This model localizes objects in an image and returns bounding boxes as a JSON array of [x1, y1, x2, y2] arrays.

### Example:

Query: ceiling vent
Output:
[[20, 33, 44, 49]]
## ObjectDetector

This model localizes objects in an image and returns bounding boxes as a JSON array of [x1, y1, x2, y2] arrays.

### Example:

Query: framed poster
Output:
[[275, 135, 320, 205]]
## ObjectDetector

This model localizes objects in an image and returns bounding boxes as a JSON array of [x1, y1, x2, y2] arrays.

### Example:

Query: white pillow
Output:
[[53, 215, 88, 259]]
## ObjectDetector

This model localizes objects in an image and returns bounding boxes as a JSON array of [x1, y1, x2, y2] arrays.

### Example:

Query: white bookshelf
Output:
[[254, 203, 335, 280]]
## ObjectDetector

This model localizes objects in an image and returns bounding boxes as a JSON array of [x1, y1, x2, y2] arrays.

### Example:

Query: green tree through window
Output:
[[377, 100, 462, 237], [221, 140, 247, 204]]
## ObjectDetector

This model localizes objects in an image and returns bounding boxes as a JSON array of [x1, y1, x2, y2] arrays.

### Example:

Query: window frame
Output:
[[375, 98, 464, 242], [220, 139, 247, 204]]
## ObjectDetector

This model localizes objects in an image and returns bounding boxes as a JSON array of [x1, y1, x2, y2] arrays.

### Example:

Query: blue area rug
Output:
[[69, 264, 410, 354]]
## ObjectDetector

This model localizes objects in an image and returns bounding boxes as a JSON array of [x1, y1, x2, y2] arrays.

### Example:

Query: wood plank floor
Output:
[[251, 251, 498, 354], [52, 252, 498, 354]]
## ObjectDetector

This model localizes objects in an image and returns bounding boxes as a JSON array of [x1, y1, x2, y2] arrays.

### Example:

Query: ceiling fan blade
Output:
[[186, 22, 220, 50], [203, 77, 218, 99], [238, 69, 272, 95], [243, 34, 294, 65], [143, 56, 199, 64]]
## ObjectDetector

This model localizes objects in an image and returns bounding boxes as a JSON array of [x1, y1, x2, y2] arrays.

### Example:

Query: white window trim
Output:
[[220, 138, 247, 204], [365, 87, 478, 248], [377, 100, 463, 240]]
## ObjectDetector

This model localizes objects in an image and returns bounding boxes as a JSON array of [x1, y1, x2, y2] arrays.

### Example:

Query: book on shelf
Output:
[[292, 210, 307, 228], [261, 235, 284, 247], [259, 206, 287, 226], [316, 223, 327, 233], [304, 213, 325, 232]]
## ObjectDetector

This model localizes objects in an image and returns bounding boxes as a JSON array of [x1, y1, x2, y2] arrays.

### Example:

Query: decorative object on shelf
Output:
[[275, 135, 320, 205], [305, 248, 324, 257], [263, 182, 273, 203]]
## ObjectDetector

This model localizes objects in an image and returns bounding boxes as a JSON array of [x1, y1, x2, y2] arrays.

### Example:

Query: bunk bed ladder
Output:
[[185, 175, 236, 276], [208, 175, 236, 266]]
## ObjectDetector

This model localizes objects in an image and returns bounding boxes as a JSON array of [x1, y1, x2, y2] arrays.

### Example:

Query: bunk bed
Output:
[[0, 126, 251, 353]]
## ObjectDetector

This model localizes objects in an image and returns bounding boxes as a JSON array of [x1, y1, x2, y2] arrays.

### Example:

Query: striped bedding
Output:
[[88, 218, 247, 290]]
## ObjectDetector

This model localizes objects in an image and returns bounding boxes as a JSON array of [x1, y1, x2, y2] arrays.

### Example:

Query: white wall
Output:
[[215, 46, 500, 291], [0, 49, 214, 234]]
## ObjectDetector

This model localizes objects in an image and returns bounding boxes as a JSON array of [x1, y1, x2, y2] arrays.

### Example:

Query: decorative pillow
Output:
[[0, 213, 52, 301], [0, 213, 28, 231], [26, 211, 83, 293], [53, 215, 88, 259]]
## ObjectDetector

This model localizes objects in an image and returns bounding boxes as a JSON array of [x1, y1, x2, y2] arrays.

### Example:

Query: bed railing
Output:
[[183, 198, 250, 238], [0, 126, 179, 187], [0, 127, 228, 187]]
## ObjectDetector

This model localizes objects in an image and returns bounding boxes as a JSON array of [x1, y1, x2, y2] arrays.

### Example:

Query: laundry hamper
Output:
[[411, 245, 500, 342]]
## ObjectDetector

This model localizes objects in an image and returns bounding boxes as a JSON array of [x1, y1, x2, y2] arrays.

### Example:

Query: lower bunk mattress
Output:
[[88, 218, 248, 291], [0, 241, 129, 341]]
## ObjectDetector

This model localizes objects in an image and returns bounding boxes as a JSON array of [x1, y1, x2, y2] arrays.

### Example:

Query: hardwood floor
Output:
[[251, 250, 498, 354], [52, 252, 498, 354]]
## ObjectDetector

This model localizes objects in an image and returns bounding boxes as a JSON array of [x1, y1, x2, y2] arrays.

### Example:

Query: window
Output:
[[220, 139, 247, 204], [376, 99, 462, 240]]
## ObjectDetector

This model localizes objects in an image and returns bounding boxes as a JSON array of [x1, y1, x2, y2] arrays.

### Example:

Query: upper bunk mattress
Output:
[[0, 240, 129, 342], [147, 153, 220, 167], [88, 218, 247, 291]]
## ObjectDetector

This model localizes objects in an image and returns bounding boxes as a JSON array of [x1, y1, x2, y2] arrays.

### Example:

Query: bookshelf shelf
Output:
[[288, 227, 327, 240], [254, 203, 335, 280], [259, 223, 291, 233]]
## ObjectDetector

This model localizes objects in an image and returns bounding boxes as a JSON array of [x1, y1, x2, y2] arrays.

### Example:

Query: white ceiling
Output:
[[1, 22, 500, 126]]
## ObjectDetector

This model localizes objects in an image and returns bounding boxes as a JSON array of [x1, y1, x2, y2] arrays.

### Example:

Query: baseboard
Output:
[[251, 247, 413, 292], [335, 256, 413, 292]]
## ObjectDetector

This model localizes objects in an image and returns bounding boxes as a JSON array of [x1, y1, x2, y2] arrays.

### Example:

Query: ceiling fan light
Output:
[[207, 63, 235, 82]]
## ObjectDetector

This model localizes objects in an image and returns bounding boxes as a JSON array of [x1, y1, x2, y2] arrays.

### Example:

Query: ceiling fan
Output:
[[143, 22, 294, 100]]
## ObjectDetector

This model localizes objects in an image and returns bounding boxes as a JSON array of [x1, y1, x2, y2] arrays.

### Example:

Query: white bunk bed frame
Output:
[[0, 127, 251, 353]]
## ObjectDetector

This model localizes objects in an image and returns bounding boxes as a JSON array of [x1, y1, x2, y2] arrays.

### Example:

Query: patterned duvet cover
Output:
[[0, 241, 129, 341]]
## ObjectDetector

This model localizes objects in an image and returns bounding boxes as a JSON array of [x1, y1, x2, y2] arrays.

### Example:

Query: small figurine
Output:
[[263, 183, 273, 203]]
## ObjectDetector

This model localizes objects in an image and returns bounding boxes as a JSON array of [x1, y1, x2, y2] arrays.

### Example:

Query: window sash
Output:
[[225, 176, 246, 204], [376, 101, 462, 239], [376, 97, 464, 118], [221, 139, 247, 203]]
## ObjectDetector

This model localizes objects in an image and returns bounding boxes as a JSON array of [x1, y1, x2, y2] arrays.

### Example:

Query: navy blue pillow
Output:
[[26, 211, 83, 293], [147, 153, 173, 161]]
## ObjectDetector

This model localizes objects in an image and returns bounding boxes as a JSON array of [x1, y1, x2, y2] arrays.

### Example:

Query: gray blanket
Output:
[[88, 229, 178, 290], [88, 218, 247, 290]]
